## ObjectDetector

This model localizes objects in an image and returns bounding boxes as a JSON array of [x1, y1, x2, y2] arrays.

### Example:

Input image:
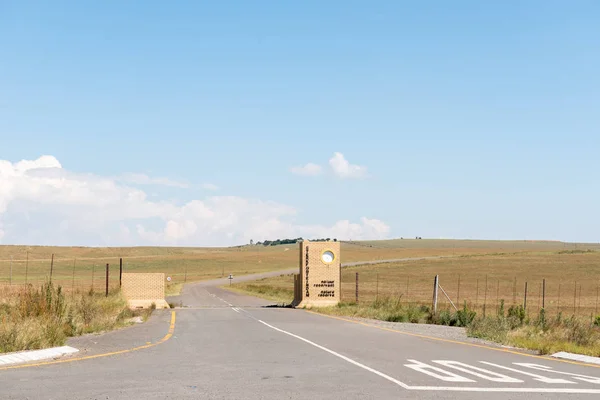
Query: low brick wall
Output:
[[121, 273, 169, 309]]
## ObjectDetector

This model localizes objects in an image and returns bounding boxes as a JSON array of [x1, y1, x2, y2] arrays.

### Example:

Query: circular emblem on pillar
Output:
[[321, 249, 335, 264]]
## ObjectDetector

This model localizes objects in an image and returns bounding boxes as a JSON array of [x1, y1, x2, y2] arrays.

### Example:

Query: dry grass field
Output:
[[1, 239, 598, 301], [232, 248, 600, 318], [342, 251, 600, 317]]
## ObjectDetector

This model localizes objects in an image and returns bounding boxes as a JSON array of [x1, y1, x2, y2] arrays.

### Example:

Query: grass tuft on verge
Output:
[[0, 282, 151, 353]]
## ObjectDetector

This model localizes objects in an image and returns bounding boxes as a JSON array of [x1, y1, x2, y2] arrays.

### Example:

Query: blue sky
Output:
[[1, 1, 599, 245]]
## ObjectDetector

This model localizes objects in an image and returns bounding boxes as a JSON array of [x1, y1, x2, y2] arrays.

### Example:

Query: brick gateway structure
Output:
[[121, 273, 170, 309], [292, 240, 341, 308]]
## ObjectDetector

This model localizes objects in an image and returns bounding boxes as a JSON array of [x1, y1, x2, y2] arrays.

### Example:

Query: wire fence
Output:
[[0, 253, 235, 296], [2, 253, 600, 320], [343, 272, 600, 318]]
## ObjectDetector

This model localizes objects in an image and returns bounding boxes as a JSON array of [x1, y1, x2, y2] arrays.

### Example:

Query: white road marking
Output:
[[407, 386, 600, 393], [257, 319, 411, 389], [480, 362, 575, 384], [514, 363, 600, 384], [432, 360, 523, 383], [255, 319, 600, 393], [405, 360, 474, 382], [210, 293, 234, 307], [232, 308, 240, 313]]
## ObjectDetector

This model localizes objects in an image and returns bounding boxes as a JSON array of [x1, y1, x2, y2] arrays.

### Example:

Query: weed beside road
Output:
[[165, 282, 184, 296], [0, 282, 151, 353], [468, 304, 600, 356]]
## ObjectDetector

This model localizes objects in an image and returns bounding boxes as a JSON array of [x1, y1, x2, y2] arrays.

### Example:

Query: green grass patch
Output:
[[312, 296, 431, 323], [165, 282, 184, 296], [227, 279, 294, 304]]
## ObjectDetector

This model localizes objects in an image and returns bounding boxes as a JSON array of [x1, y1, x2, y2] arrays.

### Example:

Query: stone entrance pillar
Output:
[[292, 239, 340, 308]]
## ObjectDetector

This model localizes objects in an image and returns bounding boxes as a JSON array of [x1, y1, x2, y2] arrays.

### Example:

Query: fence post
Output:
[[542, 279, 546, 309], [354, 272, 359, 303], [119, 258, 123, 288], [406, 277, 410, 303], [524, 282, 528, 311], [376, 273, 379, 301], [184, 266, 188, 283], [432, 275, 439, 315], [105, 263, 109, 297], [50, 253, 54, 283], [9, 256, 12, 286], [513, 277, 517, 305]]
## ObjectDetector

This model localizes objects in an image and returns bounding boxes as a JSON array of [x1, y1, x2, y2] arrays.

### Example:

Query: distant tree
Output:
[[333, 238, 337, 242], [250, 239, 254, 246]]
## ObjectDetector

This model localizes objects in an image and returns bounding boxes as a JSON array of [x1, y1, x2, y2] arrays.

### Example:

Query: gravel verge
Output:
[[331, 315, 539, 354]]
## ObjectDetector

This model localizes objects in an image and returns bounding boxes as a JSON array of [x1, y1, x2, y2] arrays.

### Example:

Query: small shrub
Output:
[[564, 316, 595, 347], [594, 316, 600, 327], [437, 310, 455, 326], [507, 304, 526, 326], [498, 299, 505, 318], [456, 302, 476, 327], [406, 304, 424, 323], [555, 311, 563, 324], [77, 294, 100, 327], [536, 308, 547, 331], [385, 312, 408, 323]]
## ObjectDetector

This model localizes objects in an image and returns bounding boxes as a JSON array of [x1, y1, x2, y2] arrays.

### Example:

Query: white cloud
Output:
[[201, 183, 219, 191], [0, 155, 390, 246], [329, 152, 368, 179], [118, 173, 189, 188], [290, 163, 322, 176], [298, 218, 390, 241]]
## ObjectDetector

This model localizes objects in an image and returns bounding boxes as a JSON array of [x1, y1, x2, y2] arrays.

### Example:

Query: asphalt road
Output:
[[1, 271, 600, 399]]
